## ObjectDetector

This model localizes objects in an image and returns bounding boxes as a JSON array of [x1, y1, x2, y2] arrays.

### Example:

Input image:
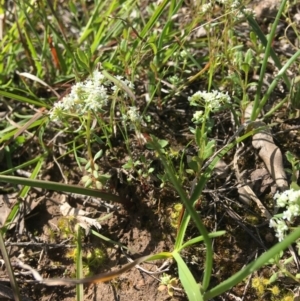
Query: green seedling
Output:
[[158, 273, 179, 297]]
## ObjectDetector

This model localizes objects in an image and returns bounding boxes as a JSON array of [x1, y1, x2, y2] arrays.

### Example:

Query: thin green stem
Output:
[[150, 137, 213, 292], [251, 0, 287, 120], [253, 49, 300, 119], [85, 111, 94, 170], [76, 226, 84, 301]]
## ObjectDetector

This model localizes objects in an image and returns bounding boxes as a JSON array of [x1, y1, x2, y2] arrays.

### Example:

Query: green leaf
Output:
[[291, 182, 300, 191], [268, 272, 278, 284], [179, 231, 226, 251], [140, 0, 169, 39], [94, 150, 103, 161], [157, 139, 168, 148], [203, 140, 215, 160], [173, 251, 202, 301], [0, 175, 125, 204], [146, 138, 168, 149], [283, 256, 294, 265]]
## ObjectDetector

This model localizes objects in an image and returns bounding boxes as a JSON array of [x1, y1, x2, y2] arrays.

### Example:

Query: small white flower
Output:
[[201, 3, 212, 13], [180, 50, 188, 58], [188, 90, 231, 112], [271, 189, 300, 241], [269, 218, 289, 241], [275, 219, 288, 241], [188, 91, 203, 105], [168, 75, 180, 85], [276, 230, 285, 242], [288, 189, 300, 203], [126, 106, 141, 123], [283, 204, 300, 222], [231, 0, 240, 8], [274, 189, 300, 208], [269, 218, 277, 229], [282, 209, 293, 222], [91, 70, 106, 84], [192, 110, 204, 124], [274, 190, 289, 207], [49, 102, 65, 122]]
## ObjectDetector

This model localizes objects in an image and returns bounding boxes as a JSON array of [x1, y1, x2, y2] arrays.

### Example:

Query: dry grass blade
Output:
[[0, 230, 21, 301], [16, 254, 171, 286]]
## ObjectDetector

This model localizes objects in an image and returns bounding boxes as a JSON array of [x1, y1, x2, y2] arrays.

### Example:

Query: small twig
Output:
[[52, 154, 68, 184], [125, 256, 170, 275], [4, 241, 76, 249], [14, 259, 43, 282], [0, 231, 21, 301], [68, 192, 119, 211], [274, 124, 300, 136], [201, 122, 250, 173]]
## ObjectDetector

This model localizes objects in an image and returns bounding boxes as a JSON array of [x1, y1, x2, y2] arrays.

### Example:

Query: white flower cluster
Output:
[[201, 3, 212, 14], [188, 90, 231, 112], [215, 0, 254, 19], [125, 106, 141, 123], [49, 70, 134, 122], [269, 189, 300, 241], [192, 110, 204, 124], [217, 0, 240, 8]]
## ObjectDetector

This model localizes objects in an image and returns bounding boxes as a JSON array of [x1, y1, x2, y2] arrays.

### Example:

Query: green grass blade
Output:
[[140, 0, 169, 39], [253, 49, 300, 119], [246, 13, 290, 89], [76, 226, 84, 301], [78, 1, 106, 45], [149, 136, 213, 291], [102, 69, 136, 101], [0, 175, 125, 204], [18, 154, 45, 198], [2, 156, 45, 232], [173, 251, 202, 301], [90, 0, 120, 54], [178, 231, 226, 252], [248, 0, 288, 120], [175, 125, 266, 291], [1, 201, 21, 233], [203, 227, 300, 300], [0, 119, 45, 144], [0, 90, 48, 107], [91, 230, 129, 251]]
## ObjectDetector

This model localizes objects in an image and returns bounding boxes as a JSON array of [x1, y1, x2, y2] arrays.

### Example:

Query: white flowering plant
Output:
[[188, 90, 231, 174], [269, 151, 300, 245], [49, 69, 137, 188], [50, 70, 134, 122], [269, 189, 300, 242], [269, 152, 300, 250]]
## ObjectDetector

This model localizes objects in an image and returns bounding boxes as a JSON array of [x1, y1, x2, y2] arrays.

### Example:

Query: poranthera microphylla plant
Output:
[[49, 70, 139, 188]]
